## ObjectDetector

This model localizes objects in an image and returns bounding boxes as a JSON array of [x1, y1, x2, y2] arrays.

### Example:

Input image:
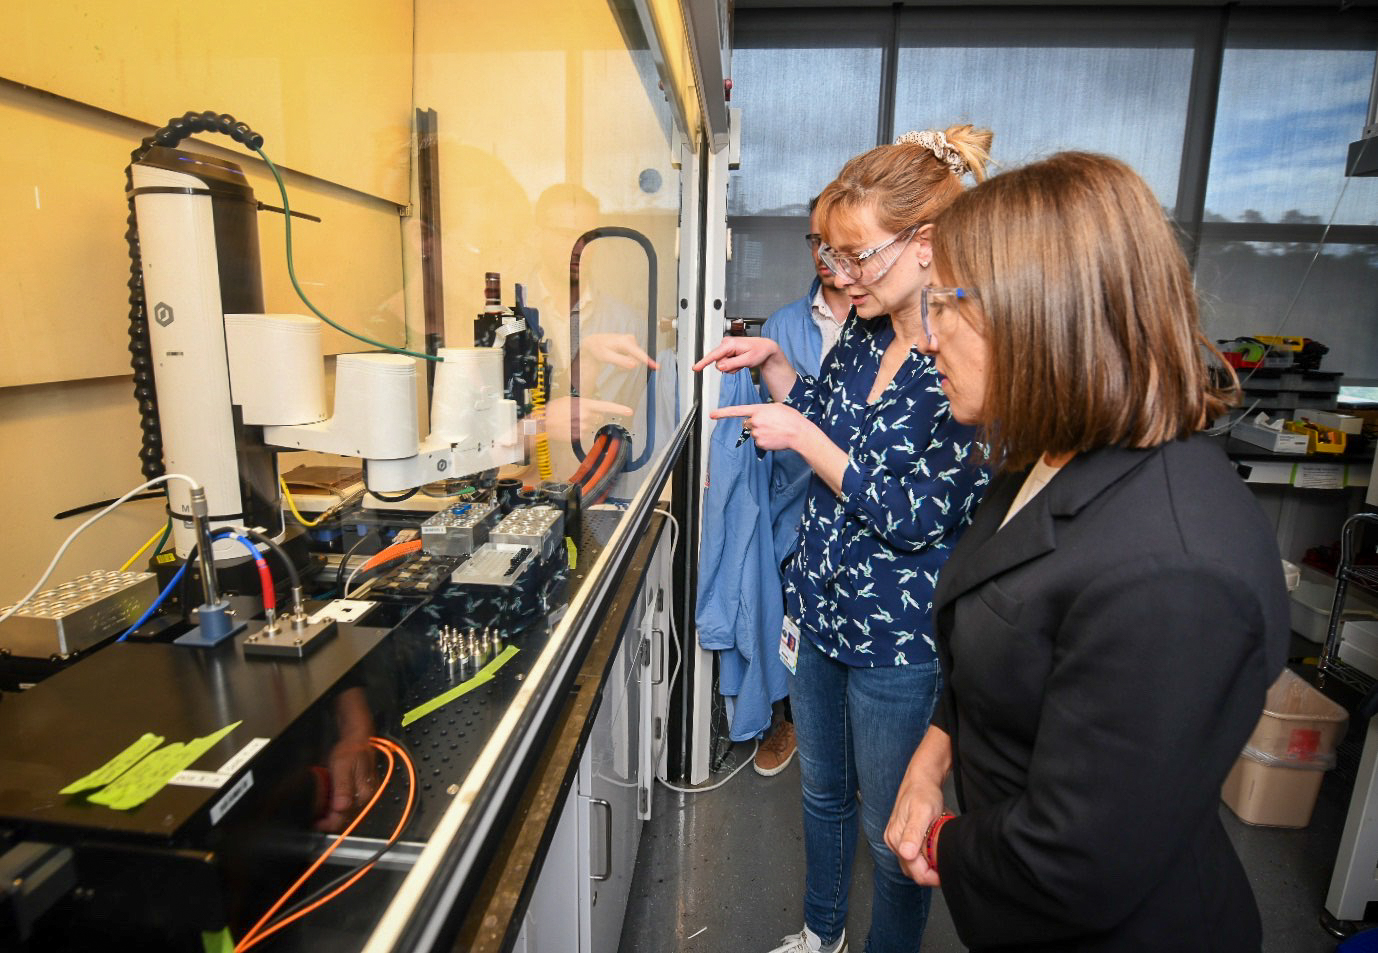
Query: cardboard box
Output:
[[1221, 670, 1348, 828], [1221, 753, 1325, 828], [1242, 669, 1348, 764]]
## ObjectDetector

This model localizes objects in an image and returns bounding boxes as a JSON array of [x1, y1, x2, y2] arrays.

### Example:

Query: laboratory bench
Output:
[[0, 475, 682, 953]]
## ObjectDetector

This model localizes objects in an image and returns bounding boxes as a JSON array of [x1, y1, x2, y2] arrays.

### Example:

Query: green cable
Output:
[[153, 519, 172, 556], [253, 146, 442, 363]]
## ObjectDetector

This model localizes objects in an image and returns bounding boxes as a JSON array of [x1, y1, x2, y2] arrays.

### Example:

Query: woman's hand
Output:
[[693, 336, 782, 375], [537, 395, 635, 442], [710, 402, 809, 453], [315, 736, 377, 833], [886, 770, 946, 886], [694, 336, 800, 403], [581, 332, 660, 371], [886, 726, 954, 886]]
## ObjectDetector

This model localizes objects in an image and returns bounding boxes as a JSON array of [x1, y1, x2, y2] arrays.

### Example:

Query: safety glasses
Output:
[[818, 225, 919, 284], [920, 286, 977, 342]]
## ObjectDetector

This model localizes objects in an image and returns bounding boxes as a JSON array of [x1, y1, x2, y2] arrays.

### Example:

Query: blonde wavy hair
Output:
[[814, 124, 993, 245]]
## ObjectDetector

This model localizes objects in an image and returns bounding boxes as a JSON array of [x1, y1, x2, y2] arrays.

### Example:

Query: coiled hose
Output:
[[123, 111, 265, 480], [532, 352, 553, 482]]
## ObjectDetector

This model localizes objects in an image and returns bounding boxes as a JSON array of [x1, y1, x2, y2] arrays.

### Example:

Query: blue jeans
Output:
[[789, 639, 940, 953]]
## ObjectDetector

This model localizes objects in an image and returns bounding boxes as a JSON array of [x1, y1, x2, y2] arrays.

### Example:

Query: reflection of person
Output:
[[695, 125, 993, 953], [884, 152, 1291, 953], [523, 184, 658, 472], [315, 686, 377, 833], [751, 196, 854, 777]]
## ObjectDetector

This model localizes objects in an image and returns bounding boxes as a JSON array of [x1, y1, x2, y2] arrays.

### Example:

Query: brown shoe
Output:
[[754, 720, 797, 776]]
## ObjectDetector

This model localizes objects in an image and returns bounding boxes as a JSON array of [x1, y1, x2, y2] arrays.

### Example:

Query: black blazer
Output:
[[930, 436, 1290, 953]]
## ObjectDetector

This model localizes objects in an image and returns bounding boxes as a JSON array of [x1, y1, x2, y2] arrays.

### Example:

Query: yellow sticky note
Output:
[[60, 732, 165, 795], [87, 721, 242, 811]]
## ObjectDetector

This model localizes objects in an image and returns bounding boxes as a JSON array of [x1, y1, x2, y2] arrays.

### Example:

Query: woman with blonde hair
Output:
[[694, 124, 992, 953], [885, 151, 1290, 952]]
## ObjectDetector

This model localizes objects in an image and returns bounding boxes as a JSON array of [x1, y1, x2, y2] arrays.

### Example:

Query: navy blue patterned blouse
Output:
[[781, 314, 989, 667]]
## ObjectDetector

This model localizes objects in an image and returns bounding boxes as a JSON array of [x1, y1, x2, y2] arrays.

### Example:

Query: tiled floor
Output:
[[620, 682, 1369, 953]]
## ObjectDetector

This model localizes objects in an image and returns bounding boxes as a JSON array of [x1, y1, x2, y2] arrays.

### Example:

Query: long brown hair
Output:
[[931, 151, 1238, 471], [815, 125, 993, 246]]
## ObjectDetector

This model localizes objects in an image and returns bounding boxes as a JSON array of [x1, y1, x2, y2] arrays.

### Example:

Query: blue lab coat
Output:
[[695, 282, 824, 741]]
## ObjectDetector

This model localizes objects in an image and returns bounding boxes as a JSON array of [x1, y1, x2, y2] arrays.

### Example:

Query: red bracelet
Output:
[[923, 811, 955, 870]]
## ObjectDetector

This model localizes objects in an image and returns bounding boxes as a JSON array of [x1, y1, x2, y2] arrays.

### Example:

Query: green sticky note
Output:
[[402, 646, 519, 727], [89, 742, 190, 809], [87, 721, 242, 811], [201, 927, 234, 953], [182, 720, 242, 764], [60, 732, 165, 795]]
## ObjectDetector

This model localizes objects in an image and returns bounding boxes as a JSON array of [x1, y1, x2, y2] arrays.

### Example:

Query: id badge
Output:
[[779, 615, 801, 675]]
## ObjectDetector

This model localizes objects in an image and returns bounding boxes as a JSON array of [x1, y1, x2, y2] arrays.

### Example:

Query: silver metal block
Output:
[[419, 499, 500, 557], [0, 570, 158, 658], [449, 542, 538, 589], [489, 505, 563, 561], [241, 618, 338, 659]]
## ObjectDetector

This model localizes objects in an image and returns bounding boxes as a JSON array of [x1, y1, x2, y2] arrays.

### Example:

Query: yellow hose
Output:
[[120, 522, 167, 571], [280, 476, 329, 527], [533, 357, 553, 481]]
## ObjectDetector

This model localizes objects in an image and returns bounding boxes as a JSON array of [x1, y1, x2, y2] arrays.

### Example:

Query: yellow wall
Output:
[[0, 1, 414, 605]]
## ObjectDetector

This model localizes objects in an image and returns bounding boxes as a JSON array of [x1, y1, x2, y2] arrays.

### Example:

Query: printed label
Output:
[[209, 771, 254, 826]]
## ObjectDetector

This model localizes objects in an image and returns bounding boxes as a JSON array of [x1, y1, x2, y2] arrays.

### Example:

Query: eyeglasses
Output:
[[920, 286, 977, 342], [804, 233, 823, 251], [818, 225, 919, 284]]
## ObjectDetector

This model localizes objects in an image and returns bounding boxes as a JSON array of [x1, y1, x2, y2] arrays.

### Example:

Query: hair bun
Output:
[[895, 129, 969, 177]]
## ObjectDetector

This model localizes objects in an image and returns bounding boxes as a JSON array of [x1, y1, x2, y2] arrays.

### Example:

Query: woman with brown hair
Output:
[[694, 125, 992, 953], [884, 151, 1290, 952]]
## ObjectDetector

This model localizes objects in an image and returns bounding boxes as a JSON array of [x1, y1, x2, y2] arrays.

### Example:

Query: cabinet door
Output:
[[519, 781, 581, 953], [643, 535, 673, 816], [578, 624, 644, 953]]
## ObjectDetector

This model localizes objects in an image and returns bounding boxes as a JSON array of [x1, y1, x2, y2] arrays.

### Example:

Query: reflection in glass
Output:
[[1205, 48, 1378, 225], [415, 0, 685, 503], [1196, 240, 1378, 381]]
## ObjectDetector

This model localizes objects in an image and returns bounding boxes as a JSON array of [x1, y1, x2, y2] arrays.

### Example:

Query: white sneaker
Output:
[[765, 926, 847, 953]]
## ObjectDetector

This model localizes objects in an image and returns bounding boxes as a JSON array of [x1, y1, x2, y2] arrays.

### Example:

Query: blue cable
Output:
[[115, 528, 261, 642], [116, 560, 189, 642], [217, 530, 263, 563]]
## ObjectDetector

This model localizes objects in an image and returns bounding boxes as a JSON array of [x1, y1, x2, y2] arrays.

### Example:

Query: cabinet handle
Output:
[[590, 797, 612, 881], [651, 628, 665, 685]]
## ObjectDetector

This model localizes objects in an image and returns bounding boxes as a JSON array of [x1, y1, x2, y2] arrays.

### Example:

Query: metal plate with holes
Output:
[[242, 618, 339, 658], [450, 543, 536, 589], [489, 505, 563, 561], [0, 571, 158, 658], [420, 499, 500, 557]]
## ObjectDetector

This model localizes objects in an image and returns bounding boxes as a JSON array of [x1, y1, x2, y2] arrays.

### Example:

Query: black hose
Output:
[[53, 491, 164, 520], [337, 532, 376, 598], [567, 227, 658, 471], [367, 487, 420, 504], [124, 111, 265, 480], [239, 527, 302, 595]]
